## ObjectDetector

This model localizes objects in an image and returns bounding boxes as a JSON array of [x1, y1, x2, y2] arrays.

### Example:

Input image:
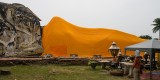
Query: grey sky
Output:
[[1, 0, 160, 38]]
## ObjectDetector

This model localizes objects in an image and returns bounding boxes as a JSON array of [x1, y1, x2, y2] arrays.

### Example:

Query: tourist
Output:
[[143, 52, 149, 64], [117, 52, 123, 63], [133, 50, 142, 80], [117, 52, 123, 69]]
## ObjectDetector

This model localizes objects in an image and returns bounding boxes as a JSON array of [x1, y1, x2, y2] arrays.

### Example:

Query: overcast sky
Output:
[[1, 0, 160, 38]]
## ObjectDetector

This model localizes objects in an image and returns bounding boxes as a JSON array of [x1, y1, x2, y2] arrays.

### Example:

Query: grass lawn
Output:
[[0, 64, 129, 80]]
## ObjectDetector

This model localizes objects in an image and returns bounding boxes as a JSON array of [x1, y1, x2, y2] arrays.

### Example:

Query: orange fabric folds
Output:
[[42, 16, 145, 57]]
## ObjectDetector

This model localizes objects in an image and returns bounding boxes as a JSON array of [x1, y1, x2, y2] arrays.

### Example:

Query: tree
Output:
[[152, 18, 160, 62], [152, 18, 160, 39], [139, 35, 152, 40]]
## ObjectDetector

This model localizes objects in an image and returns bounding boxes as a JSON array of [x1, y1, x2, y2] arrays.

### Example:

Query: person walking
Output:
[[133, 50, 142, 80]]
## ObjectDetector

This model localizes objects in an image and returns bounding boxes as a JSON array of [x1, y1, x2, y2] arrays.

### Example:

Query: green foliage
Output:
[[88, 60, 98, 65], [152, 18, 160, 33], [139, 35, 152, 40], [88, 60, 98, 70]]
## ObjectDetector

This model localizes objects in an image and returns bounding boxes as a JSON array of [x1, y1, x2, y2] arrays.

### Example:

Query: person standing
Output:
[[133, 50, 142, 80], [117, 52, 124, 68], [117, 52, 123, 63], [143, 52, 149, 64]]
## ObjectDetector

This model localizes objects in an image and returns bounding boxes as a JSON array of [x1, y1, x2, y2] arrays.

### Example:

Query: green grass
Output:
[[0, 64, 129, 80]]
